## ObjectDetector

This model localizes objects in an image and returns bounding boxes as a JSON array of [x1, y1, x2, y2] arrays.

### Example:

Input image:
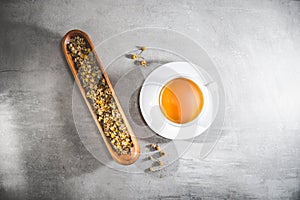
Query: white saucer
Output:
[[139, 62, 215, 140]]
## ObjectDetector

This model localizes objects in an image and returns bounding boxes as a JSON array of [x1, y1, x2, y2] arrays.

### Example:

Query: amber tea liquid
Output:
[[159, 77, 204, 124]]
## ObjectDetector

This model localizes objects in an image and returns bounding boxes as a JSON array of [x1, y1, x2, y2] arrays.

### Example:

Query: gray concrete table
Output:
[[0, 0, 299, 199]]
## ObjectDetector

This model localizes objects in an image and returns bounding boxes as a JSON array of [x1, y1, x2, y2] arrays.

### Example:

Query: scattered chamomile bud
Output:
[[131, 54, 137, 60], [157, 160, 163, 166], [141, 46, 147, 51], [149, 167, 154, 172], [140, 60, 147, 66], [155, 145, 161, 151], [150, 143, 156, 149], [149, 155, 153, 160], [160, 151, 166, 157]]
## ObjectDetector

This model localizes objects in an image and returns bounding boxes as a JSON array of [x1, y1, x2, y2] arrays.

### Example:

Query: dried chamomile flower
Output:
[[148, 167, 154, 172], [155, 145, 161, 151], [157, 160, 163, 166], [140, 60, 147, 66], [127, 46, 148, 67], [150, 143, 156, 150], [160, 151, 166, 157], [131, 54, 137, 60]]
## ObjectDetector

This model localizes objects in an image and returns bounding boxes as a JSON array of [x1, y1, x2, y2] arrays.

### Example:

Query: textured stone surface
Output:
[[0, 0, 300, 199]]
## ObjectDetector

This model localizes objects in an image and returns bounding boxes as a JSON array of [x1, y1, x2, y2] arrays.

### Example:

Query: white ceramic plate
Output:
[[139, 61, 215, 139]]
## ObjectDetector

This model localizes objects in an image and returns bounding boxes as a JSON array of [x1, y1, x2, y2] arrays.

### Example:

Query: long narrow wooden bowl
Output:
[[62, 30, 140, 165]]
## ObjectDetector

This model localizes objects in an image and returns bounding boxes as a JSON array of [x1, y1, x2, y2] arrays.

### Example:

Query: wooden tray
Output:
[[62, 30, 140, 165]]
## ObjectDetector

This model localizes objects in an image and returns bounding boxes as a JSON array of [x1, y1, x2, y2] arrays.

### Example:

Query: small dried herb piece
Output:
[[140, 60, 147, 66], [148, 167, 154, 172], [150, 143, 161, 151], [129, 46, 148, 66], [160, 151, 166, 157], [131, 54, 137, 60], [150, 143, 156, 150], [155, 145, 161, 151], [67, 36, 133, 155], [147, 143, 166, 171], [157, 160, 163, 166]]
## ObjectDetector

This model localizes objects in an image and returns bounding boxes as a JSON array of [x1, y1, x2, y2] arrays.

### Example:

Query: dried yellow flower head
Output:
[[149, 167, 154, 172], [131, 54, 137, 60], [157, 160, 163, 166], [140, 60, 147, 66], [150, 143, 156, 150], [160, 151, 166, 157], [127, 46, 148, 67]]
